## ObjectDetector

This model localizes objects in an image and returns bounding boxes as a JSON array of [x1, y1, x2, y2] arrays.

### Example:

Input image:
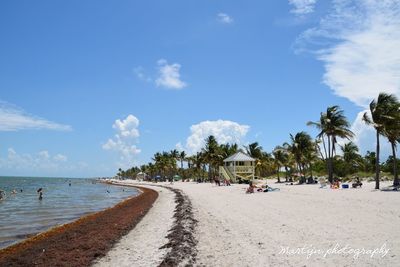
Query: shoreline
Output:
[[0, 186, 158, 267], [94, 181, 198, 267]]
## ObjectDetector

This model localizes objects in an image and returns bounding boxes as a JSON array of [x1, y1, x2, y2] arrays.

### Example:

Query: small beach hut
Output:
[[219, 151, 255, 182]]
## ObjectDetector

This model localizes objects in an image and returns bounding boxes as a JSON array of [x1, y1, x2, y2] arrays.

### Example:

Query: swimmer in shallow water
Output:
[[37, 188, 43, 200]]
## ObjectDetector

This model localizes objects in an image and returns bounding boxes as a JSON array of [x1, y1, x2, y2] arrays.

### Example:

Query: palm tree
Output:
[[255, 151, 274, 178], [341, 142, 363, 175], [381, 96, 400, 186], [363, 93, 399, 189], [202, 136, 220, 181], [308, 106, 354, 183], [244, 142, 263, 159], [287, 132, 314, 180], [178, 150, 187, 181], [273, 147, 286, 183]]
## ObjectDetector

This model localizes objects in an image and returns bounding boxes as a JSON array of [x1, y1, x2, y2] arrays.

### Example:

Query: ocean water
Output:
[[0, 176, 139, 249]]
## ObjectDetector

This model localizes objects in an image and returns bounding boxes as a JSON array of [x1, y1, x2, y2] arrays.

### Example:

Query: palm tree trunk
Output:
[[327, 135, 333, 183], [391, 141, 399, 187], [208, 164, 212, 182], [277, 166, 281, 183], [375, 130, 380, 189], [284, 166, 289, 182]]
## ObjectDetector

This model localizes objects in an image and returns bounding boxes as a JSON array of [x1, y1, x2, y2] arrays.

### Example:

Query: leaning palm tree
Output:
[[380, 95, 400, 186], [308, 106, 354, 183], [363, 93, 399, 189]]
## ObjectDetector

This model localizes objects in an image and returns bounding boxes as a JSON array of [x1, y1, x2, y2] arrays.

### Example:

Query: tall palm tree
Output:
[[381, 96, 400, 186], [202, 136, 220, 180], [273, 147, 286, 183], [363, 93, 399, 189], [179, 151, 187, 169], [308, 106, 354, 183], [178, 150, 187, 181]]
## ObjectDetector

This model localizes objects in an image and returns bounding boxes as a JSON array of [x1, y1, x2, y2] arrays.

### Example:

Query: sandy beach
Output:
[[100, 180, 400, 267]]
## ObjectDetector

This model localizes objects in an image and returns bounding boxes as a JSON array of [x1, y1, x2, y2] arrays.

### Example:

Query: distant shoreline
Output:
[[0, 186, 158, 267]]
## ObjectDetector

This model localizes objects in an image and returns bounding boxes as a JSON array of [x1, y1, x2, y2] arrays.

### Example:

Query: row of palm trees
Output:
[[117, 92, 400, 189]]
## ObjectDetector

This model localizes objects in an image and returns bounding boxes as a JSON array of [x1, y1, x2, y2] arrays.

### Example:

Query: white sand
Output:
[[93, 183, 175, 267], [94, 180, 400, 267]]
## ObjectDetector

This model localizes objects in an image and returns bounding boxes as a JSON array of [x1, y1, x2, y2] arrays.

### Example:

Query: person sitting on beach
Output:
[[224, 178, 231, 186], [352, 177, 363, 188], [331, 179, 340, 189], [246, 182, 255, 194]]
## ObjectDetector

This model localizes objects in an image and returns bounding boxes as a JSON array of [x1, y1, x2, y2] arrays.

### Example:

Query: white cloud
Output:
[[0, 148, 70, 172], [183, 120, 250, 154], [289, 0, 317, 15], [217, 13, 234, 24], [155, 59, 187, 89], [296, 0, 400, 108], [102, 115, 141, 168], [0, 101, 72, 132], [294, 0, 400, 157]]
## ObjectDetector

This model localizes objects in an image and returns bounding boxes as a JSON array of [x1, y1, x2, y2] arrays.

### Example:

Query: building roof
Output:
[[223, 151, 255, 162]]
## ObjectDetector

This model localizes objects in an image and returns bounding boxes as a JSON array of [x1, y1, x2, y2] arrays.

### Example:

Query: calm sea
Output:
[[0, 176, 139, 249]]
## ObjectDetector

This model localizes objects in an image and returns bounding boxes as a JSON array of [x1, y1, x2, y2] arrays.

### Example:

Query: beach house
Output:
[[219, 151, 255, 182]]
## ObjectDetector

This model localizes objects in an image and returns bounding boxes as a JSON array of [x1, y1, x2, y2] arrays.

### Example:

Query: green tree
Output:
[[308, 106, 354, 183], [363, 93, 399, 189], [286, 132, 314, 179], [341, 142, 363, 175], [202, 135, 221, 181], [273, 146, 287, 183]]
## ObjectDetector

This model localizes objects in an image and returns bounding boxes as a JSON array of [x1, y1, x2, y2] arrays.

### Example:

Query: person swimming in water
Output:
[[37, 188, 43, 200]]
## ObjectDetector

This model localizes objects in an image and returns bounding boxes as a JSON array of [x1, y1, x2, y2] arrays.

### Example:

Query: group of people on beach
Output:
[[214, 176, 231, 186], [329, 177, 363, 189], [246, 181, 278, 193]]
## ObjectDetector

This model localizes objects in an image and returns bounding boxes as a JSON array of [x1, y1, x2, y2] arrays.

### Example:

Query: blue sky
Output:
[[1, 0, 399, 177]]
